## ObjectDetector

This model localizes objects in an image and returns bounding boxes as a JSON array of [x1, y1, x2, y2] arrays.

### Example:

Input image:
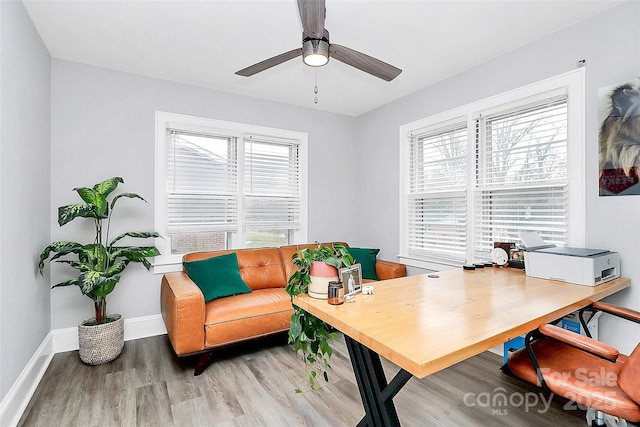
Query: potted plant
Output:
[[285, 242, 353, 391], [38, 177, 160, 365]]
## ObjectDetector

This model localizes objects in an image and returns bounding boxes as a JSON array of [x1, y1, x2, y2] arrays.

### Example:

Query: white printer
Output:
[[521, 233, 620, 286]]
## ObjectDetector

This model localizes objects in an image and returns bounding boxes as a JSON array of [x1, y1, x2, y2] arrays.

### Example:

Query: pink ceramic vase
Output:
[[309, 261, 338, 277], [308, 261, 339, 299]]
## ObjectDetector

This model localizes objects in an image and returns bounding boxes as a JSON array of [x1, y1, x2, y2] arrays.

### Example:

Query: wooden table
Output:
[[293, 267, 630, 427]]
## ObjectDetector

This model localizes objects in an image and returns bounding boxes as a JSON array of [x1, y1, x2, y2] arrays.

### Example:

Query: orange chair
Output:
[[506, 302, 640, 427]]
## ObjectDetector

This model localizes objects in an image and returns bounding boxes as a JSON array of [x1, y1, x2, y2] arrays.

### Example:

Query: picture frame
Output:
[[494, 241, 524, 269], [339, 264, 363, 296], [598, 77, 640, 196]]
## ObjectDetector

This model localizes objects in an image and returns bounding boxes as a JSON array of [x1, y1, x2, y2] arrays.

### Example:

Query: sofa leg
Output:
[[194, 351, 213, 376]]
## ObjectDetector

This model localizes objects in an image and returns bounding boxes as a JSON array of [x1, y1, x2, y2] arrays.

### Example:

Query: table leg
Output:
[[344, 335, 413, 427]]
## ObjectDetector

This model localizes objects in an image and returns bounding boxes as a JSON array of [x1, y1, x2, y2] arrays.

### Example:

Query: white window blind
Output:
[[399, 69, 584, 270], [167, 130, 238, 234], [244, 135, 302, 246], [474, 94, 568, 260], [155, 112, 308, 271], [407, 120, 468, 264]]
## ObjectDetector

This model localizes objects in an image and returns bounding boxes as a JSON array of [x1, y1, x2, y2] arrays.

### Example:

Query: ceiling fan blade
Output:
[[297, 0, 325, 39], [330, 44, 402, 81], [235, 48, 303, 77]]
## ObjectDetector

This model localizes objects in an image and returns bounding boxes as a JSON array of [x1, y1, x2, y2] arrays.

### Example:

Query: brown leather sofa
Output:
[[161, 243, 407, 375]]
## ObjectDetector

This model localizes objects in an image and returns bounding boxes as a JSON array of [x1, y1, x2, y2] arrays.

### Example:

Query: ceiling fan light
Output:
[[304, 53, 329, 67], [303, 39, 329, 67]]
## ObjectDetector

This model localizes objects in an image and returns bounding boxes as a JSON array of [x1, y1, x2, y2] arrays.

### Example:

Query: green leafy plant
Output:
[[285, 242, 353, 391], [38, 177, 160, 325]]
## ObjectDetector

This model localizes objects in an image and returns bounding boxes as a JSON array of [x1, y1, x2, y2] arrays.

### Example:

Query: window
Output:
[[406, 119, 468, 265], [400, 69, 585, 270], [155, 112, 308, 272]]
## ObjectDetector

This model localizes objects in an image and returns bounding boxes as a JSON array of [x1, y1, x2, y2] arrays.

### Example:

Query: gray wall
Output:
[[3, 0, 640, 405], [355, 1, 640, 353], [49, 59, 358, 329], [0, 1, 51, 399]]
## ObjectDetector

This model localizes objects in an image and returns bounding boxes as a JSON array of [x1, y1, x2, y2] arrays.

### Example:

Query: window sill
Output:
[[397, 255, 461, 272], [153, 261, 182, 275]]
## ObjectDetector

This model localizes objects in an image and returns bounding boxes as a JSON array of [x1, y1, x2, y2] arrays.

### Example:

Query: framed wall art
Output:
[[598, 77, 640, 196]]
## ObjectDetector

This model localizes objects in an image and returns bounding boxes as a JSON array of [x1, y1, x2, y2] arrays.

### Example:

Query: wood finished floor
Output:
[[17, 333, 606, 426]]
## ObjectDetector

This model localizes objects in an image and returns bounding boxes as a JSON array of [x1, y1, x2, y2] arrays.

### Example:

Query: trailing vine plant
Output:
[[285, 242, 353, 391]]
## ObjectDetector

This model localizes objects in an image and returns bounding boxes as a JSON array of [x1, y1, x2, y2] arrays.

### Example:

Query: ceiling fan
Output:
[[235, 0, 402, 81]]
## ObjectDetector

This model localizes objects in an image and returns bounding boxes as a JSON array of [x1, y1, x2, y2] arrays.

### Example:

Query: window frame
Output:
[[154, 111, 308, 273], [399, 69, 585, 271], [405, 116, 470, 266]]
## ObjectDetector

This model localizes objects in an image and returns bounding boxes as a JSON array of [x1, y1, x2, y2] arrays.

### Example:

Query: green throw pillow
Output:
[[183, 252, 251, 303], [347, 247, 380, 280]]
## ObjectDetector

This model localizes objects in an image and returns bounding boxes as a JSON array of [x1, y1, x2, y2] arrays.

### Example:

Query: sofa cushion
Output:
[[204, 288, 292, 347], [347, 247, 380, 280], [183, 253, 252, 303], [236, 248, 287, 290]]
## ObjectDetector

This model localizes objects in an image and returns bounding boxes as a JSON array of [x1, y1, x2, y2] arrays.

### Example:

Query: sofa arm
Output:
[[375, 259, 407, 280], [161, 272, 206, 356]]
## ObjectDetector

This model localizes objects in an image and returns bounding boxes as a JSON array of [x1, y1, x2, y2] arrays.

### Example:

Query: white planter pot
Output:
[[77, 313, 124, 365]]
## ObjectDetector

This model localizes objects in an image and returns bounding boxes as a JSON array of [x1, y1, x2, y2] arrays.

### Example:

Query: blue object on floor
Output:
[[503, 336, 526, 364]]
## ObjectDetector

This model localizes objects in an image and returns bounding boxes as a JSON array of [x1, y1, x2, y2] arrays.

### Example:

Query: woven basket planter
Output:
[[78, 314, 124, 365]]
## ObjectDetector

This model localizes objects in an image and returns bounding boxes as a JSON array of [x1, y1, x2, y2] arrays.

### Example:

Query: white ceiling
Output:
[[24, 0, 622, 116]]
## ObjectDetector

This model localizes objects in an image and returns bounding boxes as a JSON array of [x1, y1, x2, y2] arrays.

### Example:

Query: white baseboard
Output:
[[0, 314, 167, 427], [0, 334, 54, 427], [52, 313, 167, 353], [488, 345, 503, 357], [123, 314, 168, 342]]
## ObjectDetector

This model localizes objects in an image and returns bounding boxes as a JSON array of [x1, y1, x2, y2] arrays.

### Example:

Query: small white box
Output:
[[523, 246, 620, 286], [561, 310, 601, 339]]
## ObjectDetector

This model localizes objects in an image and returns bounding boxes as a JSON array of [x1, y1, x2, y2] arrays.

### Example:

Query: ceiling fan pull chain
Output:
[[314, 70, 319, 104]]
